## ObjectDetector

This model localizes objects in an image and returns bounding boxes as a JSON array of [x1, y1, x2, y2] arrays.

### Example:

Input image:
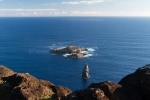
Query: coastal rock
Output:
[[1, 64, 150, 100], [67, 81, 141, 100], [119, 64, 150, 100], [88, 81, 142, 100], [66, 88, 109, 100], [67, 64, 150, 100], [0, 65, 15, 78], [88, 81, 122, 100], [0, 65, 72, 100], [50, 46, 88, 58], [82, 63, 90, 79]]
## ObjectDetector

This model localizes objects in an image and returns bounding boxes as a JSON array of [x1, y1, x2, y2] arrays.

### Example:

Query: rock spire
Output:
[[82, 63, 90, 79]]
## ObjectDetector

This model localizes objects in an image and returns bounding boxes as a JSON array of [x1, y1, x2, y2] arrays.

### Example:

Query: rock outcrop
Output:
[[66, 88, 109, 100], [82, 63, 90, 79], [50, 46, 88, 58], [0, 65, 72, 100], [1, 64, 150, 100], [66, 64, 150, 100], [87, 81, 142, 100], [119, 64, 150, 100]]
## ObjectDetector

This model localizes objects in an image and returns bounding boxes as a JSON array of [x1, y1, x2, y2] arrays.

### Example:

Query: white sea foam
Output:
[[48, 44, 66, 50], [48, 44, 56, 49], [87, 48, 95, 52], [57, 47, 66, 49], [84, 54, 93, 57], [81, 51, 88, 54], [63, 53, 72, 57], [83, 47, 97, 57]]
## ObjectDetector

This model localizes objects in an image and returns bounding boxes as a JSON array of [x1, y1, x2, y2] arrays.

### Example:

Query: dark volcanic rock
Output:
[[82, 63, 90, 79], [88, 81, 142, 100], [67, 64, 150, 100], [0, 65, 72, 100], [88, 81, 122, 100], [66, 88, 109, 100], [50, 46, 88, 58], [51, 85, 72, 99], [119, 64, 150, 100]]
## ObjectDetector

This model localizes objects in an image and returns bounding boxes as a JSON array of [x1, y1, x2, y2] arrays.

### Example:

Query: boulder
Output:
[[119, 64, 150, 100], [88, 81, 142, 100], [66, 88, 109, 100]]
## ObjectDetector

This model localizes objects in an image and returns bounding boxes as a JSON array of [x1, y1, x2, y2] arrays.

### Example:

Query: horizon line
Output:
[[0, 15, 150, 17]]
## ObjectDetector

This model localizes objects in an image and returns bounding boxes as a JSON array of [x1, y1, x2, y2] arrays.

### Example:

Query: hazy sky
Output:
[[0, 0, 150, 16]]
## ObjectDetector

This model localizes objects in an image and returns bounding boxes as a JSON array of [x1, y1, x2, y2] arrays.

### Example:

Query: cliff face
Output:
[[66, 64, 150, 100], [1, 64, 150, 100], [119, 64, 150, 100], [0, 65, 72, 100]]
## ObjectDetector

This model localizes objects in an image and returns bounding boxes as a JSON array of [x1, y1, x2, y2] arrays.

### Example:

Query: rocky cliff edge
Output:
[[1, 64, 150, 100]]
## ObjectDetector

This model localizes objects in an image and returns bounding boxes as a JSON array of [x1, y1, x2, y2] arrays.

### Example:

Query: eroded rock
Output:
[[0, 65, 72, 100], [66, 88, 109, 100], [82, 63, 90, 79]]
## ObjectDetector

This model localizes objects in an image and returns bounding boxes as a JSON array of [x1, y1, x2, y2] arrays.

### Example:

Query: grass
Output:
[[40, 94, 61, 100]]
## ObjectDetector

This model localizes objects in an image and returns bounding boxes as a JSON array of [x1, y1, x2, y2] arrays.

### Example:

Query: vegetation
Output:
[[40, 94, 61, 100]]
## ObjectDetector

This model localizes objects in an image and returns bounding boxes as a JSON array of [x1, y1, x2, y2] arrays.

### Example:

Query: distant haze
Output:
[[0, 0, 150, 17]]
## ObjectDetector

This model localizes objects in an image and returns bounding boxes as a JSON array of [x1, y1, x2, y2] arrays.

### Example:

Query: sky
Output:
[[0, 0, 150, 17]]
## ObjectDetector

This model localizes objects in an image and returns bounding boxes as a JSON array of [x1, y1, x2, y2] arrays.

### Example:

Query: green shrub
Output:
[[40, 94, 61, 100]]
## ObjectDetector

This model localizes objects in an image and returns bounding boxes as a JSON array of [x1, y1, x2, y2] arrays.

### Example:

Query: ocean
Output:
[[0, 17, 150, 91]]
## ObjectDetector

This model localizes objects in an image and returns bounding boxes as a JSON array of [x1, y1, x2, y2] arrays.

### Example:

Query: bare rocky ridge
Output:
[[50, 46, 88, 59], [0, 65, 72, 100], [66, 64, 150, 100], [1, 64, 150, 100]]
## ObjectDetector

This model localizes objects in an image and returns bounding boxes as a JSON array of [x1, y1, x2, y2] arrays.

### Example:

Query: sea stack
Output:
[[82, 63, 90, 79]]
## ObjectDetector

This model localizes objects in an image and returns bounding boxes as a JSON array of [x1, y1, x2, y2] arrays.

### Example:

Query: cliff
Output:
[[0, 65, 72, 100], [1, 64, 150, 100]]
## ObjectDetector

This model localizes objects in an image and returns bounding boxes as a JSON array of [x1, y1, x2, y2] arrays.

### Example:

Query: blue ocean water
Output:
[[0, 17, 150, 90]]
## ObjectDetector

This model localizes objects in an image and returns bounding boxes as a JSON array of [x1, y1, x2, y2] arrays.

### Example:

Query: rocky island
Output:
[[1, 64, 150, 100], [50, 46, 88, 59]]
